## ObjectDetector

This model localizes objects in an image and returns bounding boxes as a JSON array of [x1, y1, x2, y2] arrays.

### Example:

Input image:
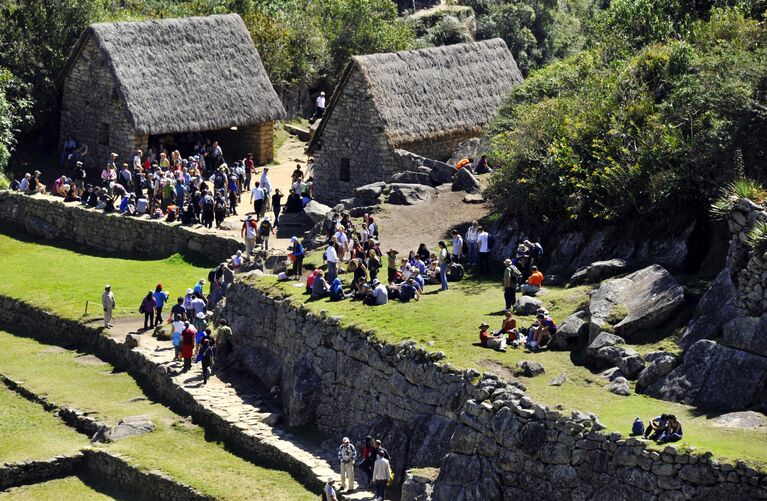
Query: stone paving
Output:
[[108, 318, 374, 500]]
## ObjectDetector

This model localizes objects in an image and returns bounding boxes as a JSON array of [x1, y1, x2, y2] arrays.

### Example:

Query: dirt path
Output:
[[376, 189, 491, 255]]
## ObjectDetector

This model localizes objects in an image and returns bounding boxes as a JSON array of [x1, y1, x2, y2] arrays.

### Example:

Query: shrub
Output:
[[428, 15, 472, 45], [711, 178, 767, 220], [746, 220, 767, 251]]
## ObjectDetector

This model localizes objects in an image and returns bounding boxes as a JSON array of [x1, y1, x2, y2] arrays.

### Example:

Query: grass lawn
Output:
[[0, 331, 315, 500], [0, 387, 88, 464], [0, 477, 115, 500], [255, 268, 767, 469], [0, 232, 210, 320]]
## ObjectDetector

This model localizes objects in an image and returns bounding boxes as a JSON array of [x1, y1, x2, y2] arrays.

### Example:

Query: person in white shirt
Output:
[[372, 453, 391, 500], [334, 226, 349, 261], [451, 229, 464, 263], [315, 91, 326, 118], [19, 173, 31, 193], [260, 168, 272, 211], [477, 226, 491, 274], [101, 285, 115, 328], [324, 478, 338, 501], [132, 149, 143, 171], [465, 220, 480, 266], [370, 279, 388, 306], [325, 242, 339, 282], [250, 182, 265, 218], [240, 215, 258, 258]]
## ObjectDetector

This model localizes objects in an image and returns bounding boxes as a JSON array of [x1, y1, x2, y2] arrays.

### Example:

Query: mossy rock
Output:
[[606, 303, 629, 325]]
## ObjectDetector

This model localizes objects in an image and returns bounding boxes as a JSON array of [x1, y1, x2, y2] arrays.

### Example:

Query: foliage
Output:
[[0, 71, 15, 174], [489, 8, 767, 228], [428, 15, 473, 45], [462, 0, 595, 74], [746, 220, 767, 251], [711, 178, 767, 219], [606, 303, 629, 325]]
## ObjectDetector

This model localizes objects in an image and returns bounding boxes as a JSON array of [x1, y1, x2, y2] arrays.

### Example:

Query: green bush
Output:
[[489, 8, 767, 229], [428, 15, 472, 45]]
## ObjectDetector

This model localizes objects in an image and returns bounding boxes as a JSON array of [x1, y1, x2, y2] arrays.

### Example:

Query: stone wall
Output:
[[219, 280, 767, 500], [0, 191, 243, 263], [203, 122, 274, 165], [60, 38, 140, 171], [0, 454, 84, 490]]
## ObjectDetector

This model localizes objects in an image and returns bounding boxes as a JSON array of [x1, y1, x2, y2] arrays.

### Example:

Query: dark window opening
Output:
[[339, 158, 350, 182], [97, 122, 110, 146]]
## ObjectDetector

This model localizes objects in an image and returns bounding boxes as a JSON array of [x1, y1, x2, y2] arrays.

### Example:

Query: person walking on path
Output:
[[259, 216, 274, 251], [241, 215, 258, 258], [260, 168, 272, 212], [324, 478, 338, 501], [215, 319, 233, 368], [272, 188, 283, 228], [181, 321, 196, 372], [338, 437, 357, 492], [153, 283, 169, 326], [171, 314, 184, 361], [250, 181, 265, 219], [199, 337, 215, 385], [101, 285, 115, 328], [503, 258, 522, 312], [140, 291, 156, 330], [438, 241, 450, 291], [373, 451, 391, 501]]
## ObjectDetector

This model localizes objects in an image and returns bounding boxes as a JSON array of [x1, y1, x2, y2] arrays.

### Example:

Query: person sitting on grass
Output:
[[365, 279, 388, 306], [657, 415, 683, 444], [398, 278, 421, 303], [521, 266, 544, 296], [330, 278, 347, 301], [306, 269, 321, 294], [643, 414, 670, 441], [479, 322, 507, 352], [499, 311, 521, 348], [525, 312, 557, 352], [311, 269, 330, 299]]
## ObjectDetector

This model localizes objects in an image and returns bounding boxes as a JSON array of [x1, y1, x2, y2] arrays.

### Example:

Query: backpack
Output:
[[532, 242, 543, 258], [632, 418, 644, 436], [10, 179, 20, 191], [510, 265, 523, 283], [487, 233, 495, 249]]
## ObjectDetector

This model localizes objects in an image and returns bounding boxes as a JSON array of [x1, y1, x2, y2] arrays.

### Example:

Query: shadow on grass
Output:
[[0, 223, 218, 268]]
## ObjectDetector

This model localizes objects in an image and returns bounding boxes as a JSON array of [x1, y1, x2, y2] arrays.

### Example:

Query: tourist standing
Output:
[[372, 452, 391, 501], [215, 319, 233, 367], [101, 285, 115, 328], [199, 337, 215, 385], [337, 437, 357, 492], [438, 241, 450, 291], [259, 216, 274, 251], [260, 168, 272, 212], [241, 215, 258, 258], [153, 283, 169, 326], [466, 221, 480, 267], [272, 188, 283, 227], [477, 226, 491, 274], [171, 314, 184, 361], [140, 291, 156, 330], [181, 321, 196, 372], [326, 242, 339, 282], [251, 181, 265, 219], [451, 229, 463, 263], [290, 236, 304, 279], [502, 259, 521, 313], [315, 91, 326, 119]]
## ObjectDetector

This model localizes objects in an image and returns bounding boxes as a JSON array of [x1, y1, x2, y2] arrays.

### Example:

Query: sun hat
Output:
[[343, 437, 350, 443], [186, 288, 193, 294], [104, 284, 111, 290], [199, 279, 205, 284], [196, 312, 205, 319], [371, 279, 380, 287], [504, 258, 512, 266], [479, 322, 490, 329]]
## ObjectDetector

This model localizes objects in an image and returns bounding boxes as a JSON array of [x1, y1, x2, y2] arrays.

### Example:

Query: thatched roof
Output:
[[310, 39, 522, 151], [61, 14, 285, 135]]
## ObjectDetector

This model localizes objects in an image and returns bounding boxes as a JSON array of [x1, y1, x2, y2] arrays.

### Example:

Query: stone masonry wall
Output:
[[313, 69, 397, 204], [397, 130, 479, 164], [60, 38, 139, 171], [0, 191, 242, 263], [220, 280, 767, 500]]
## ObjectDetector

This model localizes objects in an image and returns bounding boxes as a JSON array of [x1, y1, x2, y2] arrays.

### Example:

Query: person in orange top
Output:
[[500, 311, 521, 347], [521, 266, 544, 296], [455, 158, 473, 170]]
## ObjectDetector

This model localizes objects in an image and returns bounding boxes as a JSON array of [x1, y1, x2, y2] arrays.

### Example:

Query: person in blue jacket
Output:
[[153, 283, 169, 326]]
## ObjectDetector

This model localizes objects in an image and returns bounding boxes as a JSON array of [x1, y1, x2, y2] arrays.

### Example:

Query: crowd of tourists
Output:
[[325, 436, 392, 500], [14, 138, 318, 237]]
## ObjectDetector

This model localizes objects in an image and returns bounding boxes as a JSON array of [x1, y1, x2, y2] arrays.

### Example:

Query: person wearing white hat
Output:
[[101, 285, 115, 328], [240, 214, 258, 258], [194, 278, 206, 297], [315, 91, 326, 118], [324, 477, 338, 501], [337, 437, 357, 492]]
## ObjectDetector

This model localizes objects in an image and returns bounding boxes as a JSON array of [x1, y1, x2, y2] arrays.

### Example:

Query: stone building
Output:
[[58, 14, 285, 170], [307, 38, 523, 204]]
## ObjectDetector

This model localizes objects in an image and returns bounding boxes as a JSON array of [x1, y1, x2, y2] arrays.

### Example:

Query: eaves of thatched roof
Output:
[[59, 13, 285, 135], [309, 38, 522, 151]]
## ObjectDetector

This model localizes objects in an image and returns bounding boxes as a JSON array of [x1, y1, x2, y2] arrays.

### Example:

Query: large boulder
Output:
[[391, 170, 433, 186], [549, 311, 588, 351], [617, 351, 646, 380], [636, 354, 679, 392], [427, 160, 456, 185], [448, 137, 482, 166], [569, 259, 628, 285], [352, 182, 387, 206], [452, 168, 480, 193], [606, 377, 631, 396], [92, 415, 155, 443], [722, 315, 767, 357], [302, 200, 333, 225], [646, 340, 767, 411], [514, 296, 543, 316], [588, 264, 684, 342], [516, 360, 545, 377], [678, 269, 739, 350], [389, 183, 437, 206]]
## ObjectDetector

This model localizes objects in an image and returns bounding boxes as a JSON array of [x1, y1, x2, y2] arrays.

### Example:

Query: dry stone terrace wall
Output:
[[221, 280, 767, 500], [0, 191, 243, 262]]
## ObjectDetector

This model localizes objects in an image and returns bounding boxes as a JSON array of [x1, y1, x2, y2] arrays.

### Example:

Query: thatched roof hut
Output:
[[59, 13, 284, 168], [309, 38, 523, 203]]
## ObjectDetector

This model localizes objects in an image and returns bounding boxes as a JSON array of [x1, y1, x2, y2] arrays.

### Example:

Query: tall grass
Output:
[[710, 178, 767, 219]]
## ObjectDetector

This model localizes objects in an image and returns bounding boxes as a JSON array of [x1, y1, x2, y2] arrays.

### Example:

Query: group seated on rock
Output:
[[641, 414, 684, 444], [477, 310, 556, 353]]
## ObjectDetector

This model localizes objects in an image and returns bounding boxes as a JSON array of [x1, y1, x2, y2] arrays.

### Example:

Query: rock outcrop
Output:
[[389, 183, 437, 205], [569, 258, 628, 285], [588, 265, 684, 342]]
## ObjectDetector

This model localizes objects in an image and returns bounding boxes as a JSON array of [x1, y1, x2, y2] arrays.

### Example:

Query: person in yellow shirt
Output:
[[521, 266, 544, 296]]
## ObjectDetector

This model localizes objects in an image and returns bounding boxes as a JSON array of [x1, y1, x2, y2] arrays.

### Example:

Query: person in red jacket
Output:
[[181, 321, 197, 372]]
